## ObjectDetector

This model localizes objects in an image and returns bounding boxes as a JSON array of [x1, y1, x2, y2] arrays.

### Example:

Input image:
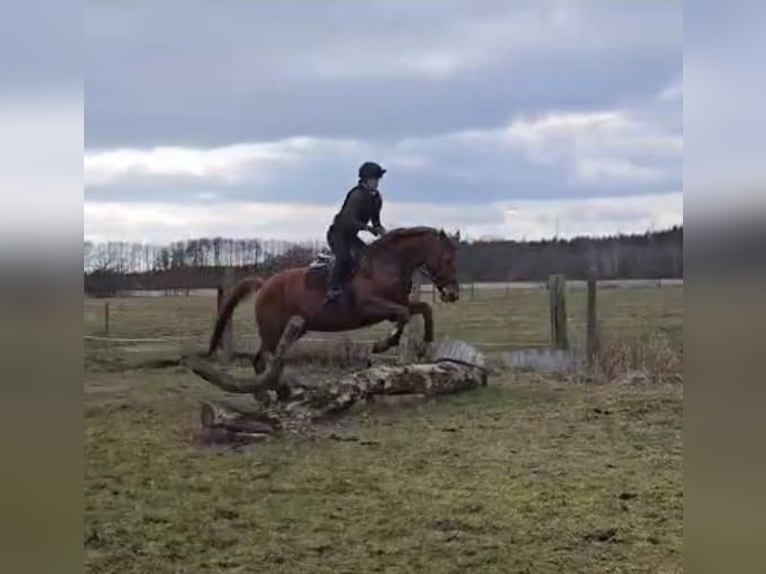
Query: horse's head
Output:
[[421, 229, 461, 303], [365, 226, 462, 302]]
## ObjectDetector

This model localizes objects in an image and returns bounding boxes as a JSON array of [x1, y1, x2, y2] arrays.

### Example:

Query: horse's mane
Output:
[[363, 226, 441, 259]]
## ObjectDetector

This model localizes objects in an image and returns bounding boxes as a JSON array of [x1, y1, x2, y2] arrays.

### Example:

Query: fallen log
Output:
[[197, 401, 280, 444], [183, 355, 275, 395], [310, 361, 487, 415], [184, 337, 486, 398], [187, 339, 489, 440], [200, 401, 278, 434], [195, 360, 487, 442]]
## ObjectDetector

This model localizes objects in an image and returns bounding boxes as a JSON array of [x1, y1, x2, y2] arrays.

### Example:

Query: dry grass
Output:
[[591, 331, 683, 386]]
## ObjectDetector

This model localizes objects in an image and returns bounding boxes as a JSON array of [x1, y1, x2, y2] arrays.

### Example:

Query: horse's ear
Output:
[[439, 229, 447, 239], [454, 230, 461, 242]]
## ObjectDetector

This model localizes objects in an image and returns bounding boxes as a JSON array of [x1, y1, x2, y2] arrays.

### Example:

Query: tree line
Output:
[[84, 226, 682, 296], [84, 238, 327, 274]]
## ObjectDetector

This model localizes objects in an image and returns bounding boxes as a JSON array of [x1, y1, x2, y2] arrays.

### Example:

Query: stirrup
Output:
[[325, 288, 343, 302]]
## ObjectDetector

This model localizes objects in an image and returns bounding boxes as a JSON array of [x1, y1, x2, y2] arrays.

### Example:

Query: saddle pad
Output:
[[309, 252, 335, 269]]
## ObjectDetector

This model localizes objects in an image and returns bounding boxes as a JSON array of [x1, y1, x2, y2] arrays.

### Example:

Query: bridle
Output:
[[359, 232, 456, 296], [416, 264, 452, 297]]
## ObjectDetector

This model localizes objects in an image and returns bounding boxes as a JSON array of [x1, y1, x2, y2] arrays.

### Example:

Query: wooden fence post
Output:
[[104, 301, 110, 336], [400, 272, 422, 363], [412, 272, 422, 302], [586, 270, 599, 367], [548, 274, 569, 349], [217, 268, 234, 363]]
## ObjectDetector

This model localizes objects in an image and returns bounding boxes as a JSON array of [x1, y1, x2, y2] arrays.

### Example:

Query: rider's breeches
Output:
[[326, 226, 361, 288]]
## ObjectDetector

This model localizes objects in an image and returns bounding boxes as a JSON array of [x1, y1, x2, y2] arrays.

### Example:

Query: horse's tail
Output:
[[207, 277, 265, 355]]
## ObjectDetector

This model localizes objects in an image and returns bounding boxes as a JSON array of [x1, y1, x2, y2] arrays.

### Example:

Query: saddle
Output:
[[308, 251, 335, 270], [308, 242, 366, 281]]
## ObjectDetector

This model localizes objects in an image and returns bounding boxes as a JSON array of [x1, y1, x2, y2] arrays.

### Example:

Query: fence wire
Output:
[[84, 279, 682, 365]]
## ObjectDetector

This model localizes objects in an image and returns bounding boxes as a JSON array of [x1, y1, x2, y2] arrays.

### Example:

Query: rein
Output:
[[354, 228, 449, 293], [415, 265, 442, 291]]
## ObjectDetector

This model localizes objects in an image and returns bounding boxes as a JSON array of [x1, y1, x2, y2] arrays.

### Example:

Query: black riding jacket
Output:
[[331, 184, 382, 235]]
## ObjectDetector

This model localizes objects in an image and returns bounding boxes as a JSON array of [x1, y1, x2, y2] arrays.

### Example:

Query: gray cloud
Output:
[[85, 100, 682, 205], [85, 1, 681, 147], [84, 1, 682, 241], [84, 192, 682, 244]]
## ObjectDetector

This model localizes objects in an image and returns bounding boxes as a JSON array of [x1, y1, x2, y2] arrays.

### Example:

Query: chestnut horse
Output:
[[206, 226, 461, 393]]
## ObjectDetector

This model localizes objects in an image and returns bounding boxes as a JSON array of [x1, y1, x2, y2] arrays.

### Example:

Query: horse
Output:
[[206, 226, 461, 397]]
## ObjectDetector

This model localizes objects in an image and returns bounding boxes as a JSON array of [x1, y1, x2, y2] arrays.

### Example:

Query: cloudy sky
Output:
[[84, 0, 682, 244]]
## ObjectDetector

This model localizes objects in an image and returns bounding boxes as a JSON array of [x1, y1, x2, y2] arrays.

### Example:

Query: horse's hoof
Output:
[[252, 360, 266, 375], [275, 384, 292, 402], [371, 343, 386, 354], [414, 341, 431, 360], [254, 389, 272, 406]]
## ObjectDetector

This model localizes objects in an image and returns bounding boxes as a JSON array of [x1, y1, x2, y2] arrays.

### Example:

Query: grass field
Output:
[[84, 284, 683, 573], [84, 283, 683, 358]]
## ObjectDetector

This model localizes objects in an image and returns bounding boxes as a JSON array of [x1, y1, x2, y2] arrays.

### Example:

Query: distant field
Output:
[[120, 278, 683, 298], [84, 283, 683, 573], [85, 282, 683, 358]]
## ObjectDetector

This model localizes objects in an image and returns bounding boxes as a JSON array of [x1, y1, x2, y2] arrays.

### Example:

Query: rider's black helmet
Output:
[[358, 161, 386, 179]]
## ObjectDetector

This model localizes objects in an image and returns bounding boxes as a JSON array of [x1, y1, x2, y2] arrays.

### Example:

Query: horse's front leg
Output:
[[371, 323, 405, 354], [407, 301, 434, 343], [407, 301, 434, 359], [367, 300, 435, 355], [361, 298, 411, 354]]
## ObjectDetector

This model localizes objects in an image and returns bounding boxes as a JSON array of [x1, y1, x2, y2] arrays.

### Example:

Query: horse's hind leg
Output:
[[275, 315, 306, 357], [267, 315, 307, 401], [251, 307, 303, 402], [250, 348, 273, 404], [252, 348, 267, 374]]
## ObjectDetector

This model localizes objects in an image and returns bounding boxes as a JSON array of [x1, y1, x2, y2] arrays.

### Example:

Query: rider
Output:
[[325, 161, 387, 301]]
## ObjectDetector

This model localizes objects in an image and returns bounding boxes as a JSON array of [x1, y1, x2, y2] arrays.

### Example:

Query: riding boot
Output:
[[325, 261, 345, 302], [326, 285, 343, 302]]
